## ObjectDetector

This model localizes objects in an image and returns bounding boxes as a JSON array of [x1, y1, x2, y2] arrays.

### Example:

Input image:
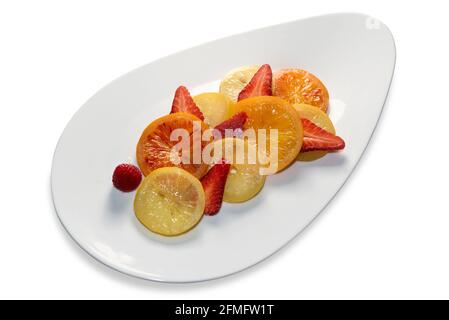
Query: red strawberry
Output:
[[301, 119, 345, 152], [201, 161, 231, 216], [238, 64, 272, 101], [112, 164, 142, 192], [170, 86, 205, 120], [214, 112, 248, 137]]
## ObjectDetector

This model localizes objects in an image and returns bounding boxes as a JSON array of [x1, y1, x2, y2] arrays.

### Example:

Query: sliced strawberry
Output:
[[214, 112, 248, 137], [170, 86, 205, 120], [237, 64, 272, 101], [201, 161, 231, 216], [301, 119, 346, 152]]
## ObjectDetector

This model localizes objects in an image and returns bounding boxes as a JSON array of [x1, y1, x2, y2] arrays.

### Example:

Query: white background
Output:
[[1, 0, 448, 300]]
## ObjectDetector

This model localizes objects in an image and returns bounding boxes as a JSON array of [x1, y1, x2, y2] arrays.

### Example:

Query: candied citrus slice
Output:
[[193, 92, 234, 127], [294, 103, 336, 162], [136, 113, 209, 178], [208, 138, 265, 203], [219, 65, 260, 102], [273, 69, 329, 112], [233, 96, 303, 173], [134, 167, 205, 236]]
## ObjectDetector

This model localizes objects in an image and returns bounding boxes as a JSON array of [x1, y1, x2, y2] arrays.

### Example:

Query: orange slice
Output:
[[209, 138, 266, 203], [293, 103, 336, 161], [273, 69, 329, 112], [136, 113, 209, 178], [233, 96, 303, 173]]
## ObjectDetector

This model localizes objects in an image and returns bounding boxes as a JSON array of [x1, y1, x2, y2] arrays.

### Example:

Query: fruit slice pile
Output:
[[112, 64, 347, 236]]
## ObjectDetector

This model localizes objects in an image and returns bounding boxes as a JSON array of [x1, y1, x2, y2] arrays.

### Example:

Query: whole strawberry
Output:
[[112, 164, 142, 192]]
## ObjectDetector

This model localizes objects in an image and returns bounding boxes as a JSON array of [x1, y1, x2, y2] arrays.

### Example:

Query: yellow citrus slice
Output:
[[208, 138, 266, 203], [273, 69, 329, 112], [193, 92, 234, 127], [136, 112, 209, 179], [134, 167, 205, 236], [219, 65, 260, 102], [233, 96, 303, 173], [293, 103, 336, 162]]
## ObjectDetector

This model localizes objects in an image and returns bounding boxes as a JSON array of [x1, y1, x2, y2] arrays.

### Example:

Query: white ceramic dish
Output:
[[51, 13, 395, 282]]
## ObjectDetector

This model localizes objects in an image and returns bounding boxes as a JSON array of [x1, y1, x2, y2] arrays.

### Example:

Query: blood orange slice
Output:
[[136, 113, 209, 178]]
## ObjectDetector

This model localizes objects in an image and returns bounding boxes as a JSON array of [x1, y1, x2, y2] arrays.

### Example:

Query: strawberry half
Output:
[[201, 161, 231, 216], [238, 64, 272, 101], [301, 119, 346, 152], [214, 112, 248, 137], [170, 86, 205, 120]]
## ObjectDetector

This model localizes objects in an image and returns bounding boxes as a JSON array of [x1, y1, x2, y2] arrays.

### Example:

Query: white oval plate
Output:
[[51, 13, 395, 282]]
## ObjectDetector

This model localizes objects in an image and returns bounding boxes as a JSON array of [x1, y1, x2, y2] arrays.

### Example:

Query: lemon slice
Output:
[[209, 137, 266, 203], [219, 65, 260, 102], [293, 103, 336, 162], [134, 167, 205, 236], [193, 92, 234, 127]]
